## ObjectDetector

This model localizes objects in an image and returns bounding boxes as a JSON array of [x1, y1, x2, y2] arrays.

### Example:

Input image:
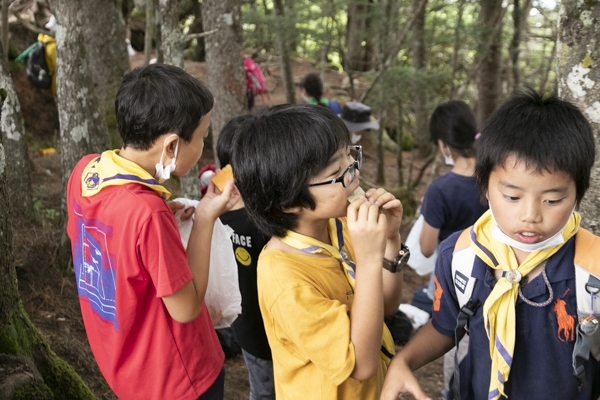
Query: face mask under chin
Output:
[[488, 203, 573, 252]]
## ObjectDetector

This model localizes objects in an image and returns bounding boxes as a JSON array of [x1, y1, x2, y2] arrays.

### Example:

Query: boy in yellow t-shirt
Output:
[[232, 104, 406, 399]]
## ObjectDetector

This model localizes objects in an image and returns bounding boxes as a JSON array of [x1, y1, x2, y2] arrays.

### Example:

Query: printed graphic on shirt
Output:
[[73, 215, 118, 329], [455, 270, 469, 294], [433, 275, 443, 312], [231, 233, 253, 266], [235, 247, 252, 266]]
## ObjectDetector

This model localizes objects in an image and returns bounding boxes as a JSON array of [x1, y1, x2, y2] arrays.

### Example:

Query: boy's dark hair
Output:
[[300, 73, 325, 105], [232, 104, 351, 237], [475, 88, 595, 204], [429, 100, 478, 158], [216, 114, 253, 167], [115, 64, 214, 150]]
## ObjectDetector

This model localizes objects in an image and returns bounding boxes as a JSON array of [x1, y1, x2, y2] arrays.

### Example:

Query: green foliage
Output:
[[32, 186, 60, 229]]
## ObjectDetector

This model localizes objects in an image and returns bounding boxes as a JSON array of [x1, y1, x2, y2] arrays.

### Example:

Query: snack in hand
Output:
[[347, 187, 366, 203], [211, 164, 234, 192]]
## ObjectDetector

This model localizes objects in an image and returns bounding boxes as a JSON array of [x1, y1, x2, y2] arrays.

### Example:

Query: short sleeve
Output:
[[431, 234, 462, 337], [420, 180, 446, 230], [268, 283, 356, 385], [138, 210, 193, 298]]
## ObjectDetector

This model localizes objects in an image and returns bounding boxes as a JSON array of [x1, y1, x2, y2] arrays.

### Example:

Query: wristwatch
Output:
[[382, 243, 410, 273]]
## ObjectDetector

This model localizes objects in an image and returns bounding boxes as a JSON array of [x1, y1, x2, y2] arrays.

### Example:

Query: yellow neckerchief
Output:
[[81, 150, 171, 199], [470, 209, 580, 400], [280, 218, 395, 365]]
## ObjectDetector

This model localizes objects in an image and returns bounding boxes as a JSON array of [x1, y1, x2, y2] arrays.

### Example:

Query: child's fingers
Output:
[[355, 198, 379, 222], [180, 206, 195, 221], [366, 188, 396, 206], [346, 197, 366, 221], [381, 198, 403, 213], [167, 200, 185, 214], [205, 177, 223, 196]]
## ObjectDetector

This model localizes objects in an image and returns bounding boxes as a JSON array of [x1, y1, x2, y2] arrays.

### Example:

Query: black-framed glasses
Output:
[[308, 146, 362, 188]]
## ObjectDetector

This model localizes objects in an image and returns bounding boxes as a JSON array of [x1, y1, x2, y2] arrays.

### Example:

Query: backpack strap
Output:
[[449, 227, 600, 390], [572, 228, 600, 388], [450, 227, 480, 400], [452, 228, 476, 310]]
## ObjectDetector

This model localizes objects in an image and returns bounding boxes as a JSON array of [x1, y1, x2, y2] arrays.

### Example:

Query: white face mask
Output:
[[154, 134, 179, 183], [440, 144, 455, 166], [489, 203, 573, 252]]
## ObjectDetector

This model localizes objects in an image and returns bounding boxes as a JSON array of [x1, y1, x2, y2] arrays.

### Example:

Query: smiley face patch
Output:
[[235, 247, 252, 266]]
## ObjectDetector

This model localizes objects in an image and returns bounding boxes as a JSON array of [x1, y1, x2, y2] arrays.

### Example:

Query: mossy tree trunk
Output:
[[0, 41, 34, 221], [159, 0, 200, 200], [201, 0, 246, 165], [0, 88, 94, 400], [50, 0, 110, 269], [51, 0, 110, 215], [557, 0, 600, 235]]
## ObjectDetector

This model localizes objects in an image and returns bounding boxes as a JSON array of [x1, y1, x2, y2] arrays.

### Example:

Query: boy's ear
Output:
[[163, 134, 180, 157], [282, 205, 303, 215]]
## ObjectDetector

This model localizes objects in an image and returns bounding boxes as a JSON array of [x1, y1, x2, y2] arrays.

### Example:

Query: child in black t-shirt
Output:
[[215, 115, 275, 399]]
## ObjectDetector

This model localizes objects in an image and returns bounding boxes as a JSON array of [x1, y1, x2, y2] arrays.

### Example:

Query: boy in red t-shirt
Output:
[[66, 64, 239, 400]]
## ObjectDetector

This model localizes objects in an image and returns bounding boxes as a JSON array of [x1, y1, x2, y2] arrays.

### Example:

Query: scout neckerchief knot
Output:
[[281, 218, 395, 364], [81, 150, 171, 199], [470, 209, 580, 400]]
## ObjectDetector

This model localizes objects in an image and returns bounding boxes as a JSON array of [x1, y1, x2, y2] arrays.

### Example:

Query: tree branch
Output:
[[11, 11, 54, 37], [184, 28, 219, 42]]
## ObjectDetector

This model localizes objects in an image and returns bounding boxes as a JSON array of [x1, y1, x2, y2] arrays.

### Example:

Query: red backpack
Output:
[[244, 57, 266, 96]]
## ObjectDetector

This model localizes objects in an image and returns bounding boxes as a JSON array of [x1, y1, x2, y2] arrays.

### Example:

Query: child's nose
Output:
[[520, 201, 542, 223]]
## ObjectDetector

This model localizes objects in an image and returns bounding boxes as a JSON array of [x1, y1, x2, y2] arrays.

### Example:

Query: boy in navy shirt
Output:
[[381, 89, 600, 400]]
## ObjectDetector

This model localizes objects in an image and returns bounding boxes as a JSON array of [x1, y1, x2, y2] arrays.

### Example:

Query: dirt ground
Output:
[[11, 54, 445, 400]]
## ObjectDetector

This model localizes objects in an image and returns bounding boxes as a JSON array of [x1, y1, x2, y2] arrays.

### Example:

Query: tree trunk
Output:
[[1, 0, 8, 62], [538, 39, 556, 95], [273, 0, 296, 104], [376, 92, 386, 185], [159, 0, 185, 67], [509, 0, 521, 93], [188, 0, 206, 62], [80, 0, 130, 148], [144, 0, 154, 65], [477, 0, 503, 126], [159, 0, 199, 200], [411, 0, 429, 156], [154, 0, 164, 64], [557, 0, 600, 235], [52, 0, 110, 215], [202, 0, 246, 164], [345, 0, 375, 71], [509, 0, 531, 94], [0, 75, 95, 400], [0, 41, 33, 220], [396, 101, 404, 187], [448, 0, 466, 100]]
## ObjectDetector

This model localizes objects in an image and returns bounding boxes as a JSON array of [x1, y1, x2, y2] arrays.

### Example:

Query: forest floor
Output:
[[11, 53, 446, 400]]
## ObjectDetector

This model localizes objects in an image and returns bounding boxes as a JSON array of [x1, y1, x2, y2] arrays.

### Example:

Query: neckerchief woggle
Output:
[[81, 150, 171, 199], [280, 218, 395, 365], [469, 209, 580, 400]]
